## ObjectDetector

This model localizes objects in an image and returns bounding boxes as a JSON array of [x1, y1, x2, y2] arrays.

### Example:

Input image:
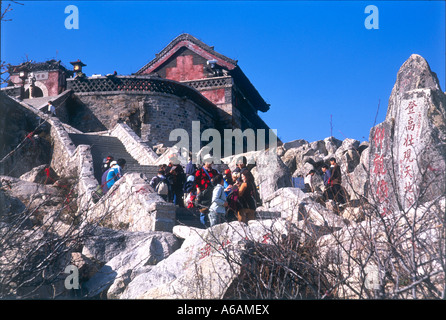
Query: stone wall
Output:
[[74, 145, 99, 211], [41, 90, 73, 124], [110, 123, 159, 165], [0, 93, 52, 177], [48, 117, 99, 211], [71, 91, 217, 148], [140, 93, 216, 147], [49, 118, 78, 178]]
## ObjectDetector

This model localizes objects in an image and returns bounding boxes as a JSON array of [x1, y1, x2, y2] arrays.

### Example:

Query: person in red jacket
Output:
[[194, 154, 219, 226]]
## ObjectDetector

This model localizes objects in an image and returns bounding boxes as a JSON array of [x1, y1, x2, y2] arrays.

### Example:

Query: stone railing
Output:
[[182, 76, 233, 90], [67, 76, 216, 109], [1, 85, 22, 97], [110, 123, 159, 165], [48, 117, 98, 210], [49, 118, 78, 177]]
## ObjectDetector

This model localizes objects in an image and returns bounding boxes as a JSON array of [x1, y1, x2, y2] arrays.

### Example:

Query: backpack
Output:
[[183, 179, 195, 193], [155, 178, 169, 195], [195, 167, 214, 207], [92, 185, 103, 203]]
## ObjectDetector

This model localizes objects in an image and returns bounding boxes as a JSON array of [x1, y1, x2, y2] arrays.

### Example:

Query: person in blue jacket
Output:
[[209, 174, 228, 227], [321, 164, 333, 201], [106, 158, 126, 190]]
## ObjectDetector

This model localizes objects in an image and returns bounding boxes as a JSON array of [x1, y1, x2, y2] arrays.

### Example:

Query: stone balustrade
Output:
[[66, 75, 216, 109], [110, 123, 159, 165]]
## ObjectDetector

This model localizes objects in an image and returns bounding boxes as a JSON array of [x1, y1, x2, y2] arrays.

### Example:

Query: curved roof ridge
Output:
[[136, 33, 238, 75]]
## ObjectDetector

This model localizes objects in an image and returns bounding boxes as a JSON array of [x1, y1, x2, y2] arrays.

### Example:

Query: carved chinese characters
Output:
[[368, 54, 446, 215], [397, 98, 423, 208]]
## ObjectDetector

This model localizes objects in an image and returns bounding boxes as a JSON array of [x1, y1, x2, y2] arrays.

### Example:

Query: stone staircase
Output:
[[68, 132, 205, 228], [68, 133, 159, 183]]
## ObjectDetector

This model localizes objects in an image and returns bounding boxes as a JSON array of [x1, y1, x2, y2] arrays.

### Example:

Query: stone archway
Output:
[[24, 86, 44, 98], [24, 81, 49, 98]]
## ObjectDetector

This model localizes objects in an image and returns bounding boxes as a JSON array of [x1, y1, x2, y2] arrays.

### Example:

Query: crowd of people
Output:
[[96, 152, 346, 227], [145, 154, 261, 228]]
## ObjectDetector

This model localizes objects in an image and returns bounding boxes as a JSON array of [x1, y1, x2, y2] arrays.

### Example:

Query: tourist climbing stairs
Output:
[[68, 133, 159, 183], [69, 133, 204, 228]]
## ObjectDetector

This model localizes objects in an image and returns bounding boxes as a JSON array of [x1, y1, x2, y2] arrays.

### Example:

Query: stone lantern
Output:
[[18, 67, 28, 99], [70, 59, 86, 78]]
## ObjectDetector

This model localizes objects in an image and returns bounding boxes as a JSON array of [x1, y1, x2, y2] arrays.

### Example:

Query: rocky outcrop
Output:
[[0, 93, 52, 177], [221, 149, 292, 201], [0, 175, 65, 220], [120, 220, 288, 299], [254, 149, 293, 201], [82, 228, 181, 298], [88, 172, 176, 232], [279, 135, 366, 199], [368, 54, 446, 214]]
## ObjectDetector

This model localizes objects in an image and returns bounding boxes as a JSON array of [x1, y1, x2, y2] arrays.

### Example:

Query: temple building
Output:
[[7, 59, 73, 98], [3, 34, 273, 151], [135, 33, 270, 132]]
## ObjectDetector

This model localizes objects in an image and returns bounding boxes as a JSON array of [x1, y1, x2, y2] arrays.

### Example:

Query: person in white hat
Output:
[[106, 158, 126, 191]]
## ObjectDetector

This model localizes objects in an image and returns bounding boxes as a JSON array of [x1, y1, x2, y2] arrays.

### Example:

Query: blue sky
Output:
[[1, 1, 445, 144]]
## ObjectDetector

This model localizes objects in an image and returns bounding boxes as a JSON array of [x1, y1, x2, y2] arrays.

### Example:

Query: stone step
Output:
[[68, 133, 159, 183], [175, 207, 205, 229]]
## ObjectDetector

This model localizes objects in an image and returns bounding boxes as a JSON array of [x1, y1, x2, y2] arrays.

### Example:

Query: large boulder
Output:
[[81, 227, 179, 264], [221, 149, 292, 201], [367, 54, 446, 214], [82, 229, 181, 298], [324, 136, 343, 155], [120, 220, 289, 299], [254, 150, 292, 201], [0, 175, 66, 224], [262, 187, 347, 229], [19, 164, 59, 185], [282, 139, 308, 151], [87, 172, 176, 232]]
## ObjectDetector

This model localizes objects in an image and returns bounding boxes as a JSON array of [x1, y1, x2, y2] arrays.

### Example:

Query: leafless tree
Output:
[[1, 1, 24, 85]]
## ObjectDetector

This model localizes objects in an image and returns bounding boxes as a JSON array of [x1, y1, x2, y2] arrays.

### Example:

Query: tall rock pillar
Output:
[[368, 54, 446, 215]]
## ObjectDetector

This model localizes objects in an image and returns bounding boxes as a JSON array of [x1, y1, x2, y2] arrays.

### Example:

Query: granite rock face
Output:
[[82, 229, 181, 298], [368, 54, 446, 214], [88, 172, 176, 232], [255, 149, 293, 201], [120, 220, 286, 299]]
